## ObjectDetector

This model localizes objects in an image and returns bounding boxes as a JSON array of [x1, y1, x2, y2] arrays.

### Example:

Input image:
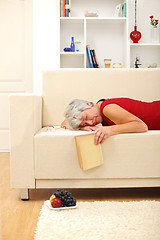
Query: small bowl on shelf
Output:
[[64, 48, 71, 52], [85, 10, 99, 17]]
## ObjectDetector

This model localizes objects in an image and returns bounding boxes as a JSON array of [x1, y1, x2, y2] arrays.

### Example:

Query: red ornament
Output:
[[130, 26, 141, 43]]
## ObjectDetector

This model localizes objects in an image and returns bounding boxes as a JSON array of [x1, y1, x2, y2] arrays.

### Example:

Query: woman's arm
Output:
[[94, 104, 148, 144]]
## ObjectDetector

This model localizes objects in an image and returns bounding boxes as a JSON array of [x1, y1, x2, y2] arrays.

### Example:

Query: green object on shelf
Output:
[[123, 3, 127, 17]]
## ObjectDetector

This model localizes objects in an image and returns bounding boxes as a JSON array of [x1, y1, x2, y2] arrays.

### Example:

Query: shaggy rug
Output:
[[34, 200, 160, 240]]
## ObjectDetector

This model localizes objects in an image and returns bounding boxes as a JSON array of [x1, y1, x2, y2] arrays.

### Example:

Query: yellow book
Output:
[[75, 133, 104, 171]]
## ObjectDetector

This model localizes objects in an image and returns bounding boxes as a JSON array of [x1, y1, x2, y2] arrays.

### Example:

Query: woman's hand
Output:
[[61, 120, 67, 129], [94, 126, 112, 145], [79, 125, 112, 144], [79, 125, 99, 131]]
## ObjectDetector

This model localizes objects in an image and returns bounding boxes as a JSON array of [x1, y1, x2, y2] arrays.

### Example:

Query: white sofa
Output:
[[10, 69, 160, 200]]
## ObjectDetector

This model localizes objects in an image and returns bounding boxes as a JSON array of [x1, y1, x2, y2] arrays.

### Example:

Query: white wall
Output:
[[33, 0, 59, 93]]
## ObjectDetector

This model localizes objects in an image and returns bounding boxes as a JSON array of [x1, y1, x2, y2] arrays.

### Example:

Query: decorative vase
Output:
[[151, 27, 159, 43], [130, 26, 142, 43], [70, 37, 75, 52]]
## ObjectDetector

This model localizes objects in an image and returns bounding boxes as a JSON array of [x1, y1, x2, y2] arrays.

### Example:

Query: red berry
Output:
[[51, 197, 62, 208]]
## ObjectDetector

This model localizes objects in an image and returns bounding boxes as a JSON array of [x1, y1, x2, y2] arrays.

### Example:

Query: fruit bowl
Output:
[[46, 189, 77, 210], [44, 200, 78, 210]]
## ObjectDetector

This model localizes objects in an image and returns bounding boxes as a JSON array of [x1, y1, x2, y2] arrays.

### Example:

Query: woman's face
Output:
[[79, 106, 102, 127]]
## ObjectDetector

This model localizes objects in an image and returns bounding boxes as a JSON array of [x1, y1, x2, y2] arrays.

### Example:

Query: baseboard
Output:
[[0, 149, 10, 152]]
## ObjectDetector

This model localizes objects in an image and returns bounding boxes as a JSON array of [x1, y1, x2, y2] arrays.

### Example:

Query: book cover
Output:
[[114, 3, 123, 17], [60, 0, 64, 17], [65, 0, 71, 17], [75, 133, 104, 171], [90, 49, 96, 68], [91, 49, 99, 68], [86, 45, 94, 68], [123, 3, 127, 17], [63, 0, 65, 17]]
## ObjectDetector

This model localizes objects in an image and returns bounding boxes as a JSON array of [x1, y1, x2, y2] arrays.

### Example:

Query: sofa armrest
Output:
[[10, 94, 42, 188]]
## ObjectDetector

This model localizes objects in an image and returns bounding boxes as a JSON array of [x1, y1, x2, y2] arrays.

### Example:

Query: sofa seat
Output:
[[34, 127, 160, 180]]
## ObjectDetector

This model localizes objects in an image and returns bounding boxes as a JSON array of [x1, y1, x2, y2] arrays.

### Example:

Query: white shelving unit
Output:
[[59, 0, 160, 68], [59, 0, 129, 68]]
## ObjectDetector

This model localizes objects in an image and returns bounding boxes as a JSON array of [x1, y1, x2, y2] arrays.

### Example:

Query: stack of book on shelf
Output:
[[86, 45, 99, 68], [75, 133, 104, 171], [114, 3, 127, 17], [60, 0, 71, 17]]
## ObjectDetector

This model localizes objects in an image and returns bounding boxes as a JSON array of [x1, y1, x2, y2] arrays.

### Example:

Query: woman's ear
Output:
[[86, 102, 92, 107]]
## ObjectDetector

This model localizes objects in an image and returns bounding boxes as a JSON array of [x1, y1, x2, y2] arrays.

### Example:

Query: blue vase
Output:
[[70, 37, 75, 52]]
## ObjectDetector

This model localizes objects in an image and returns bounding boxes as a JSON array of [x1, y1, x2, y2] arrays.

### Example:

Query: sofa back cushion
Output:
[[42, 69, 160, 126]]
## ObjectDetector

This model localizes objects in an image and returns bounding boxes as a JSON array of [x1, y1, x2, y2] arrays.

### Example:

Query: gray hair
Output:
[[64, 99, 94, 130]]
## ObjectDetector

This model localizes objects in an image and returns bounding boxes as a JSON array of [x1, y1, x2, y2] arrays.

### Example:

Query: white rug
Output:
[[34, 200, 160, 240]]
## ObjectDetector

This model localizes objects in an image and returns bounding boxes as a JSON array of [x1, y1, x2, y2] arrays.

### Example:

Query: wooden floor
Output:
[[1, 153, 160, 240]]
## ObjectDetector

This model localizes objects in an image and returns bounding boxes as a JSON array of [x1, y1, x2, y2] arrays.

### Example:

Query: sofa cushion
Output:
[[34, 127, 160, 179]]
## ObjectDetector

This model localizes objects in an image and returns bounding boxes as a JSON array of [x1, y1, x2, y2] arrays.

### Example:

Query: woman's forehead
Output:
[[81, 108, 90, 117]]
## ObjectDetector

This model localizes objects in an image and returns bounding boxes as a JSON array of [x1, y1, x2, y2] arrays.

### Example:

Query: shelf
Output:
[[60, 17, 84, 20], [60, 52, 85, 55], [130, 43, 160, 46], [60, 17, 127, 23]]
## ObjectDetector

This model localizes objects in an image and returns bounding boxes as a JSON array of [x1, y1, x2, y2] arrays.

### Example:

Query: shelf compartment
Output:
[[60, 17, 127, 22], [70, 0, 127, 18], [60, 19, 84, 53], [130, 43, 160, 46], [86, 21, 127, 68], [130, 45, 160, 68]]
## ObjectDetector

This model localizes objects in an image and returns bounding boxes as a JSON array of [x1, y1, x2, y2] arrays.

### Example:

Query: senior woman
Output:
[[61, 98, 160, 145]]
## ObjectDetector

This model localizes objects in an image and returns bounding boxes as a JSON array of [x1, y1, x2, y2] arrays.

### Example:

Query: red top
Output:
[[98, 98, 160, 130]]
